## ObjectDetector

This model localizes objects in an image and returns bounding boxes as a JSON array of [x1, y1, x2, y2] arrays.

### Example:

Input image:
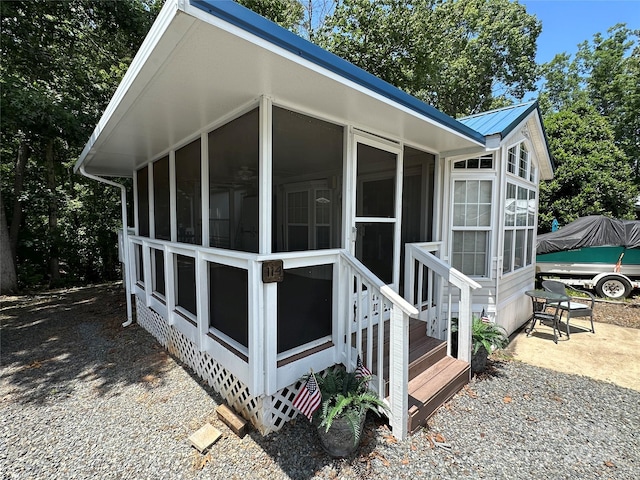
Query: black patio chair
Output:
[[542, 280, 595, 338]]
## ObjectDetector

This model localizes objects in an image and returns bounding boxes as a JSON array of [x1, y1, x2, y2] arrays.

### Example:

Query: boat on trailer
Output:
[[536, 216, 640, 299]]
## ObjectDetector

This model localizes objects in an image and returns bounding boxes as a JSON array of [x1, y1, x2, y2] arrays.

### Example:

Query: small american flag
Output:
[[355, 355, 372, 380], [292, 372, 321, 421]]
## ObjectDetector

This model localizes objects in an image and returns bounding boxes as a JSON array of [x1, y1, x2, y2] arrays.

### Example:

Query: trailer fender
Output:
[[592, 272, 633, 299]]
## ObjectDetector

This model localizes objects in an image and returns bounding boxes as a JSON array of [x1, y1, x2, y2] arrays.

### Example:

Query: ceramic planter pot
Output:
[[471, 345, 489, 373], [316, 412, 366, 458]]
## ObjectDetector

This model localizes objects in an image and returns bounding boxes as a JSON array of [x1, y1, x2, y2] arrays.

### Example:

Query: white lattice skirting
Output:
[[135, 298, 303, 435]]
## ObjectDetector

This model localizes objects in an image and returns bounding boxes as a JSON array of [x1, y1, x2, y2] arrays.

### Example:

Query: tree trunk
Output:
[[46, 139, 60, 286], [10, 140, 29, 268], [1, 196, 18, 293]]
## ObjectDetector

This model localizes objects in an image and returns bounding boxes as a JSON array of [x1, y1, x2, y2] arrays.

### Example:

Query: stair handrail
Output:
[[405, 243, 481, 363], [339, 250, 418, 440], [340, 251, 419, 317]]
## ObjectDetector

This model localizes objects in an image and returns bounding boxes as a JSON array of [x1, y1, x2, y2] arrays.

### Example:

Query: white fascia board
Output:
[[182, 2, 484, 151], [440, 146, 488, 160], [74, 0, 195, 173], [528, 115, 554, 180]]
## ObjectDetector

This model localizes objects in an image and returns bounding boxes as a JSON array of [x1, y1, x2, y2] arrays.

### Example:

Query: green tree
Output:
[[1, 0, 160, 287], [539, 25, 640, 179], [239, 0, 304, 31], [538, 103, 638, 232], [0, 0, 306, 289], [316, 0, 541, 117]]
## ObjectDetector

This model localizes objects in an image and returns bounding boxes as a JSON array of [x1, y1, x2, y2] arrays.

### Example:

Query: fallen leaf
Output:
[[370, 451, 390, 467], [384, 434, 398, 444], [503, 396, 512, 404], [552, 395, 563, 403], [426, 435, 435, 449], [434, 433, 446, 443], [192, 452, 212, 470], [604, 460, 616, 468], [479, 432, 485, 438], [401, 457, 409, 465], [411, 443, 417, 451], [526, 416, 538, 422], [463, 385, 477, 398]]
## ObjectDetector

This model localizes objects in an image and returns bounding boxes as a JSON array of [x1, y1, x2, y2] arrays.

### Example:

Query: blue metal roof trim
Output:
[[190, 0, 486, 145], [458, 102, 538, 138]]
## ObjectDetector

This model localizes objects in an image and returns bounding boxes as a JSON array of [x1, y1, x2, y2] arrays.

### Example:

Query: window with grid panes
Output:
[[503, 182, 536, 274], [451, 179, 492, 276]]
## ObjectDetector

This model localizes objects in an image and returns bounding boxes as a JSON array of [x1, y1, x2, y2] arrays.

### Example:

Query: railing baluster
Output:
[[366, 285, 374, 378], [376, 297, 385, 397], [355, 273, 363, 364], [417, 263, 424, 313]]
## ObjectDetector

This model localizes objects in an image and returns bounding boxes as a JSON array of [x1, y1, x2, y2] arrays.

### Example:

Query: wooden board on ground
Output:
[[188, 423, 222, 452], [216, 404, 247, 438]]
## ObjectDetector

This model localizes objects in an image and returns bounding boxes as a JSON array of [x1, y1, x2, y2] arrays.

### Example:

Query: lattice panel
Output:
[[261, 381, 303, 433], [134, 300, 309, 435], [135, 298, 169, 347]]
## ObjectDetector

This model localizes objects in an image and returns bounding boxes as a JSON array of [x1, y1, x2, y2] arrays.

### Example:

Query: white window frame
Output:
[[449, 172, 494, 278], [282, 180, 333, 251], [503, 141, 537, 275]]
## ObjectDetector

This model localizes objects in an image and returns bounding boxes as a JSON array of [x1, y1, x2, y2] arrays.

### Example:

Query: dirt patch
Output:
[[592, 294, 640, 329]]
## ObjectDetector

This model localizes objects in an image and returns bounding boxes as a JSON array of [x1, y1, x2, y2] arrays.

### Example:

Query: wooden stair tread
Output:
[[407, 356, 469, 412], [405, 355, 470, 433], [352, 317, 469, 434]]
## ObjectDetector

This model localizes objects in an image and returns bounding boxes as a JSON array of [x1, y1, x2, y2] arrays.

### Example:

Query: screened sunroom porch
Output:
[[125, 97, 479, 439]]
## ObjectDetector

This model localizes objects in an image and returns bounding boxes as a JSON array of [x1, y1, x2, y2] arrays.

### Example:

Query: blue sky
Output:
[[519, 0, 640, 63]]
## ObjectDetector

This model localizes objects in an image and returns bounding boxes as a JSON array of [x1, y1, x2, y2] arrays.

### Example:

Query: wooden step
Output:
[[406, 356, 470, 433], [356, 318, 444, 382], [408, 336, 446, 381]]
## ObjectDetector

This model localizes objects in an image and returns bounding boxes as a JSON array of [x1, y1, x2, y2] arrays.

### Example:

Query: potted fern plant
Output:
[[313, 366, 388, 457], [470, 317, 509, 373], [451, 316, 509, 372]]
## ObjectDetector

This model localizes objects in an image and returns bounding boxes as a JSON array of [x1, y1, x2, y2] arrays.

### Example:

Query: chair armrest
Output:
[[569, 288, 595, 308]]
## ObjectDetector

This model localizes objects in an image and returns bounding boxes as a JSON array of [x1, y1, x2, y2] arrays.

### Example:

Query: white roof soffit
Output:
[[76, 0, 485, 177]]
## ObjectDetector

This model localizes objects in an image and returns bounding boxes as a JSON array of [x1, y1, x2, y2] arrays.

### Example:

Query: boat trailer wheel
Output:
[[595, 276, 632, 299]]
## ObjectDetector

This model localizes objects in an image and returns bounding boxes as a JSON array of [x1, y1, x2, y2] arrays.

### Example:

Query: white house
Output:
[[75, 0, 553, 439]]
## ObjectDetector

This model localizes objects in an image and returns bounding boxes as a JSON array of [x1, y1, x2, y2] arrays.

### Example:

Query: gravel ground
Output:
[[1, 283, 639, 479]]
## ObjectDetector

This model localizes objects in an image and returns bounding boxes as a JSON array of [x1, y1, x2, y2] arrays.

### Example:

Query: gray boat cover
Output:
[[536, 216, 640, 255]]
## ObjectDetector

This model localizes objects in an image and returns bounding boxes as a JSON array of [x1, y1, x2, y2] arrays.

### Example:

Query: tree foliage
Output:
[[538, 25, 640, 226], [538, 103, 638, 232], [0, 0, 308, 290], [316, 0, 541, 117], [1, 0, 161, 288]]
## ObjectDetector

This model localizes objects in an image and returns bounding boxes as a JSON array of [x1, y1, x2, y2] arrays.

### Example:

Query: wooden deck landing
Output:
[[356, 318, 470, 434]]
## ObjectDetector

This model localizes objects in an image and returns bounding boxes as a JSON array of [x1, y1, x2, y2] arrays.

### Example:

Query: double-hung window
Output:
[[503, 143, 536, 274], [451, 155, 494, 277]]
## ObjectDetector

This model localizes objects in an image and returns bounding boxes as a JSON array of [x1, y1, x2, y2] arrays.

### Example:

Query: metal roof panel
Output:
[[458, 102, 538, 137]]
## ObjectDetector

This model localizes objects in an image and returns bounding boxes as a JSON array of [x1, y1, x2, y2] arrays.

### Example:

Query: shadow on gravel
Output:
[[246, 413, 390, 480], [0, 283, 171, 405], [473, 358, 510, 382]]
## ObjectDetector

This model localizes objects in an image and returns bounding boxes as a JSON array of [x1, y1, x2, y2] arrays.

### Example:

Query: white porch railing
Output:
[[122, 236, 478, 441], [337, 251, 419, 441], [404, 242, 481, 363]]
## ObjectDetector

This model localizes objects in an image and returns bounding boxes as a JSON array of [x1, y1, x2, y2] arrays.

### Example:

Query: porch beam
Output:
[[200, 132, 209, 247], [258, 95, 272, 254]]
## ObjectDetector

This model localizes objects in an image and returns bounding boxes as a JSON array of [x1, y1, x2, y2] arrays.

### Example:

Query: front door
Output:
[[353, 135, 402, 288]]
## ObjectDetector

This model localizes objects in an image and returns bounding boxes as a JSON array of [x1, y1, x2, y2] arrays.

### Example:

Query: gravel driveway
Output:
[[1, 284, 638, 479]]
